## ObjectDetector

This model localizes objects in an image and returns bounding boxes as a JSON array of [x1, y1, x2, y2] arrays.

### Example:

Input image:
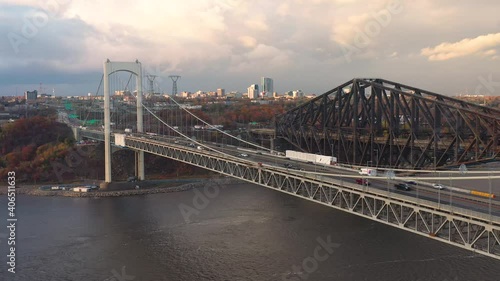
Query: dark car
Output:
[[356, 178, 370, 185], [405, 181, 417, 185], [394, 183, 411, 191], [127, 176, 138, 182]]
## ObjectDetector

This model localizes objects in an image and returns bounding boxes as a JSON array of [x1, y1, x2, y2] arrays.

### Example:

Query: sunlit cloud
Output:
[[1, 0, 500, 96], [421, 33, 500, 61], [238, 35, 258, 48]]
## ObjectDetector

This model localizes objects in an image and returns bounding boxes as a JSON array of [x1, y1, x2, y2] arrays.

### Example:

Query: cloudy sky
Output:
[[1, 0, 499, 96]]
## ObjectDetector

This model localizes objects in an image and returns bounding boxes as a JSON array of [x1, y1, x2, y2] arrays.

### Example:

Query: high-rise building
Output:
[[24, 90, 37, 103], [247, 84, 259, 99], [216, 88, 225, 97], [292, 90, 304, 98], [261, 77, 273, 96]]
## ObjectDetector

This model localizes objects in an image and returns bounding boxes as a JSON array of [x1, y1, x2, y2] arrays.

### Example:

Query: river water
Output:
[[1, 182, 499, 281]]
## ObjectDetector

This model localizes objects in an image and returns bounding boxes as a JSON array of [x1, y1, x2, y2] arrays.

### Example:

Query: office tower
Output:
[[261, 77, 273, 96], [247, 84, 259, 99]]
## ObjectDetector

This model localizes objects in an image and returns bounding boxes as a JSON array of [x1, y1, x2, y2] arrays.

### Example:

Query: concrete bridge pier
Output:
[[72, 127, 81, 142], [135, 151, 145, 180]]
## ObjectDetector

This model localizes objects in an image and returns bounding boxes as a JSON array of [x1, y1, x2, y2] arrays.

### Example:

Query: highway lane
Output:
[[410, 172, 500, 195], [201, 142, 500, 217]]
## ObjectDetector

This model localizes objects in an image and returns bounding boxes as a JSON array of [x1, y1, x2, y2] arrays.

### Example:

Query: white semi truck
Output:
[[359, 168, 377, 176]]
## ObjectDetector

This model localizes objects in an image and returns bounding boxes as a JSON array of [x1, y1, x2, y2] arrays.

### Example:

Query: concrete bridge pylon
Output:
[[103, 59, 144, 183]]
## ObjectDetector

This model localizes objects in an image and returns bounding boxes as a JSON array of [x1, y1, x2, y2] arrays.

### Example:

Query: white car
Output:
[[239, 153, 249, 157], [432, 183, 445, 190]]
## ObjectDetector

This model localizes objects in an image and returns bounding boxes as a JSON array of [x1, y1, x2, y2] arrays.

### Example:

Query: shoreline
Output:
[[1, 177, 239, 198]]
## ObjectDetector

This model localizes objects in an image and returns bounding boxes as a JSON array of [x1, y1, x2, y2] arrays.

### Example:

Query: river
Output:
[[1, 181, 499, 280]]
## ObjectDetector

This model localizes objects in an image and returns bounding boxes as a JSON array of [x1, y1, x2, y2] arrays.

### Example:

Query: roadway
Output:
[[238, 148, 500, 218], [79, 129, 500, 218], [131, 132, 500, 218]]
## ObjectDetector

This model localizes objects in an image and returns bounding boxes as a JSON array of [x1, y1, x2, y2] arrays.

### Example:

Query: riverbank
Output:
[[0, 177, 239, 197]]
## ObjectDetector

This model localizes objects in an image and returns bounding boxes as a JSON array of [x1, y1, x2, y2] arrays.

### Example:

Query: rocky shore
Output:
[[1, 177, 238, 198]]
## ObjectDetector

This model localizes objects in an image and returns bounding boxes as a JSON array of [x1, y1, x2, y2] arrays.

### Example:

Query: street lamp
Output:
[[374, 149, 378, 167]]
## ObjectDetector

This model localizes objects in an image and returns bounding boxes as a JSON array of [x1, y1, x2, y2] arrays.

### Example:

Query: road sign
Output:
[[459, 164, 468, 174], [385, 170, 395, 180]]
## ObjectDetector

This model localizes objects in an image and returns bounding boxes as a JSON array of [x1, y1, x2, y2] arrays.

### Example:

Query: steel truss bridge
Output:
[[276, 78, 500, 169], [80, 129, 500, 260]]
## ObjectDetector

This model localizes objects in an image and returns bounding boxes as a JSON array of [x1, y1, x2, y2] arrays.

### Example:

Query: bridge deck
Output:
[[81, 129, 500, 260]]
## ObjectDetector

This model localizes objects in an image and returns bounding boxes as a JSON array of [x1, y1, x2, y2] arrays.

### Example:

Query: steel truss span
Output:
[[275, 78, 500, 169], [116, 135, 500, 260]]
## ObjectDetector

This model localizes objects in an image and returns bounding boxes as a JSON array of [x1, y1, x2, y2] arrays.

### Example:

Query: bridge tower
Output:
[[103, 59, 144, 183]]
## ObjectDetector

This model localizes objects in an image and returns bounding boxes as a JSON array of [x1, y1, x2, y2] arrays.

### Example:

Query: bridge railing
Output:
[[293, 171, 500, 223]]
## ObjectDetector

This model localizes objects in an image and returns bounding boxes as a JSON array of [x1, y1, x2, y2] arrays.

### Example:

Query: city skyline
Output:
[[1, 1, 500, 97]]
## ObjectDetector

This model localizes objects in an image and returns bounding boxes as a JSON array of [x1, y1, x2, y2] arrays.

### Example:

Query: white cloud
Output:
[[483, 49, 497, 56], [389, 51, 398, 58], [296, 0, 358, 4], [331, 13, 372, 46], [421, 33, 500, 61], [229, 44, 292, 72], [330, 0, 405, 61], [246, 44, 287, 60], [276, 3, 290, 17], [244, 18, 269, 32], [238, 36, 258, 48]]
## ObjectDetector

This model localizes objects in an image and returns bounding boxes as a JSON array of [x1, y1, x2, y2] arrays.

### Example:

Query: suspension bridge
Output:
[[67, 60, 500, 260]]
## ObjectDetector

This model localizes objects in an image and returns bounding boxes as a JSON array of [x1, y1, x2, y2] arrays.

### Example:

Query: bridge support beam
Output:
[[135, 151, 145, 180], [103, 60, 112, 183], [136, 64, 145, 180], [72, 127, 81, 142]]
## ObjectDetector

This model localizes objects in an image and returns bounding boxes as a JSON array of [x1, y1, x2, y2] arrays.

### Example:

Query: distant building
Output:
[[193, 90, 206, 98], [247, 84, 259, 99], [24, 90, 37, 102], [293, 90, 304, 98], [283, 90, 304, 99], [261, 77, 273, 96], [227, 91, 242, 99], [114, 90, 132, 96], [251, 100, 271, 105], [216, 88, 225, 97], [178, 91, 190, 98]]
